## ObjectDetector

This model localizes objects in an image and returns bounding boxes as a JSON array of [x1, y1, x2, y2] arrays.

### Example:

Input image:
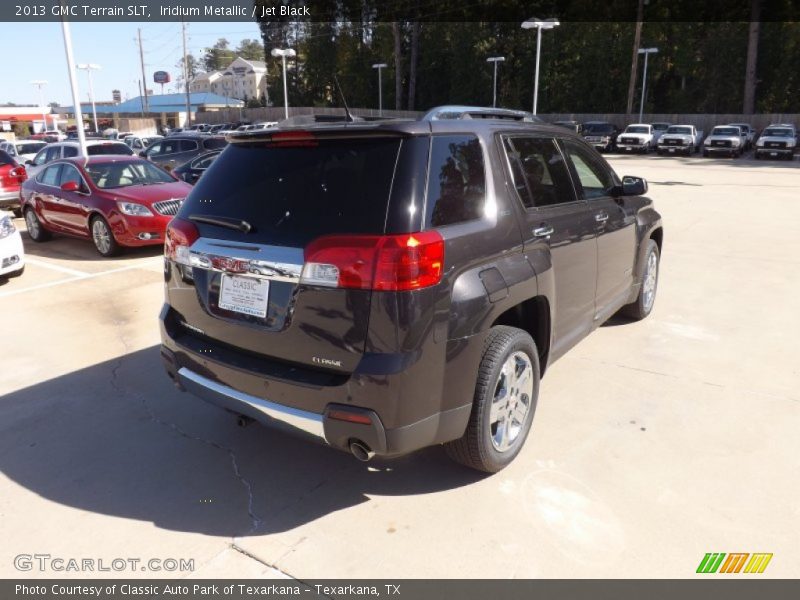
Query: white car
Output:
[[0, 140, 48, 163], [754, 124, 797, 160], [124, 135, 164, 151], [616, 123, 659, 153], [0, 210, 24, 279], [24, 140, 134, 178]]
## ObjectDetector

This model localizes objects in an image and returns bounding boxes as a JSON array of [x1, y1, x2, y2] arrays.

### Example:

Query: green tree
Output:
[[237, 39, 265, 62], [203, 39, 235, 72]]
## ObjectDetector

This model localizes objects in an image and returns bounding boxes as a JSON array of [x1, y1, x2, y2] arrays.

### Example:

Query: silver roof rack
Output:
[[422, 105, 542, 123]]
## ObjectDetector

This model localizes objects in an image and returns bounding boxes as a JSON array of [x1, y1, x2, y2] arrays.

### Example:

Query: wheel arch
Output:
[[490, 295, 551, 376]]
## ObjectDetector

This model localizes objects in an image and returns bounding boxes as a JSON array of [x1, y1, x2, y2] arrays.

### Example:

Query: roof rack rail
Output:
[[421, 105, 542, 123]]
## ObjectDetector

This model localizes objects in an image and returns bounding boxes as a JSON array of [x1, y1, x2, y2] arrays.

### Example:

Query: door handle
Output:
[[533, 225, 554, 237], [595, 212, 609, 223]]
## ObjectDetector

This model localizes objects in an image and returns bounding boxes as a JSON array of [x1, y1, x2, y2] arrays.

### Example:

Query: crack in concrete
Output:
[[106, 311, 263, 537]]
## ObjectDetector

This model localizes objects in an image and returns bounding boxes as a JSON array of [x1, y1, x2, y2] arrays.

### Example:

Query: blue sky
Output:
[[1, 21, 263, 105]]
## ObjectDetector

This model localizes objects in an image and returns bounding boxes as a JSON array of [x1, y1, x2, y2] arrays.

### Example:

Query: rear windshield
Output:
[[88, 143, 134, 156], [18, 143, 47, 154], [181, 138, 402, 246]]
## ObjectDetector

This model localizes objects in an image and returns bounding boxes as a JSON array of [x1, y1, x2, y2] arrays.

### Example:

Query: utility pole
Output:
[[626, 0, 645, 116], [372, 63, 387, 115], [182, 19, 192, 126], [137, 28, 149, 112]]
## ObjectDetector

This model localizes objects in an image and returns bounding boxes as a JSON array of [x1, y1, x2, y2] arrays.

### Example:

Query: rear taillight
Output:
[[165, 217, 200, 265], [9, 167, 26, 183], [302, 232, 444, 291]]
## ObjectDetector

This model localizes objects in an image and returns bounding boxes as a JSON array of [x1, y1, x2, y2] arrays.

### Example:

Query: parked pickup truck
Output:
[[616, 124, 661, 153], [729, 122, 755, 149], [582, 121, 620, 152], [702, 125, 746, 158], [657, 125, 703, 155], [159, 106, 664, 473], [754, 124, 797, 160]]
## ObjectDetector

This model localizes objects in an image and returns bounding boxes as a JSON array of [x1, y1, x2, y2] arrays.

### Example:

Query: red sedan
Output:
[[20, 156, 193, 256]]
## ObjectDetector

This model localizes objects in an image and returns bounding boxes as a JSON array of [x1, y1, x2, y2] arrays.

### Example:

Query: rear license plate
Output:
[[219, 274, 269, 318]]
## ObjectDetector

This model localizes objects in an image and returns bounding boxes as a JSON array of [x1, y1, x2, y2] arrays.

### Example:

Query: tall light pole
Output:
[[30, 80, 48, 133], [638, 47, 659, 122], [76, 64, 101, 133], [521, 18, 560, 115], [372, 63, 387, 115], [271, 48, 296, 120], [60, 19, 87, 156], [486, 56, 505, 107]]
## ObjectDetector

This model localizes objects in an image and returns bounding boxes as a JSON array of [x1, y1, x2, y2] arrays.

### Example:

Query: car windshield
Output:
[[713, 127, 739, 136], [85, 161, 175, 189], [762, 128, 791, 137], [87, 143, 134, 156], [626, 126, 649, 133], [141, 136, 163, 146], [584, 124, 613, 134], [666, 127, 692, 134], [18, 142, 47, 154], [652, 123, 670, 130]]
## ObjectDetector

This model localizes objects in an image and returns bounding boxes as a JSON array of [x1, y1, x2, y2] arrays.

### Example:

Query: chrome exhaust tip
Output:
[[349, 440, 375, 462]]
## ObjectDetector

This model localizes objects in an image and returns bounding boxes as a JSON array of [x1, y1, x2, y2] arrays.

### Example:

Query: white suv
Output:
[[24, 140, 134, 178]]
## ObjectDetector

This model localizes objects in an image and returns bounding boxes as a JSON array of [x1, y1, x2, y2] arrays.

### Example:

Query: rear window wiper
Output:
[[188, 214, 252, 233]]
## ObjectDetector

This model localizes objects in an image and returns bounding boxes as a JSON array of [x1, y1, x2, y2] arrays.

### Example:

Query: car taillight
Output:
[[302, 231, 444, 291], [165, 217, 199, 265], [9, 166, 26, 183]]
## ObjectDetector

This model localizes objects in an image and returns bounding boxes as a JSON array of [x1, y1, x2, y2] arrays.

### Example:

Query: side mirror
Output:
[[26, 160, 34, 166], [60, 180, 80, 193], [622, 176, 648, 196]]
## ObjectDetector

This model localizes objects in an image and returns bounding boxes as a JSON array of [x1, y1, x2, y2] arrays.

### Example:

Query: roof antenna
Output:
[[333, 75, 355, 123]]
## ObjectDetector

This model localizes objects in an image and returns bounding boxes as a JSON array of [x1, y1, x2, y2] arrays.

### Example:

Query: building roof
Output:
[[64, 92, 243, 114]]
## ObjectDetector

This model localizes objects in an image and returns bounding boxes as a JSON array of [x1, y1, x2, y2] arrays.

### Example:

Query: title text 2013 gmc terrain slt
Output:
[[159, 106, 663, 473]]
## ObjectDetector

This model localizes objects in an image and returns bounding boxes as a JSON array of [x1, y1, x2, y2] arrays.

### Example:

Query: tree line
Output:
[[185, 0, 800, 115]]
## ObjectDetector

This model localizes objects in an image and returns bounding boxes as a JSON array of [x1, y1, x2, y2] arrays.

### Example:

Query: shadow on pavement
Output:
[[0, 346, 484, 539], [20, 233, 164, 263]]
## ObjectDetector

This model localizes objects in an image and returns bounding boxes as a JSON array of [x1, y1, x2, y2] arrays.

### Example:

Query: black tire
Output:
[[24, 208, 51, 242], [702, 150, 709, 157], [620, 239, 660, 321], [657, 149, 663, 156], [444, 326, 540, 473], [8, 265, 24, 278], [90, 215, 121, 257]]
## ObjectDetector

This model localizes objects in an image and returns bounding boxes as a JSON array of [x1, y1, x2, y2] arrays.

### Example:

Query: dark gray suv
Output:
[[159, 106, 663, 472], [141, 135, 227, 170]]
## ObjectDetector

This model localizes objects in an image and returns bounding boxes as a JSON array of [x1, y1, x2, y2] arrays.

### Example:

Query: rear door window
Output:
[[181, 137, 402, 246], [45, 146, 62, 163], [502, 136, 576, 208], [424, 135, 486, 227], [179, 139, 199, 152], [63, 146, 79, 158]]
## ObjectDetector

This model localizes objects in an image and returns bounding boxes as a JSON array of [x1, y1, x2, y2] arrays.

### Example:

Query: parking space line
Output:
[[24, 258, 92, 277], [0, 260, 162, 300]]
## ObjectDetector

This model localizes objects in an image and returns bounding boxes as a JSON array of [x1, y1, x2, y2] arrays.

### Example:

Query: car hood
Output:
[[620, 132, 651, 139], [104, 181, 192, 205], [758, 135, 795, 143]]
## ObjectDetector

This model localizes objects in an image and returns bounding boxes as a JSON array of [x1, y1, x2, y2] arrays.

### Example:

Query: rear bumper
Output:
[[0, 189, 20, 209], [159, 309, 476, 458]]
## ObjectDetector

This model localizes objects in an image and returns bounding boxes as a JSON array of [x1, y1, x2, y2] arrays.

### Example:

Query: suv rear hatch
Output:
[[164, 130, 433, 374]]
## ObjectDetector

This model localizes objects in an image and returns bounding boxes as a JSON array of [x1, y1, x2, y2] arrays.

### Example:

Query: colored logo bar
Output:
[[696, 553, 773, 574]]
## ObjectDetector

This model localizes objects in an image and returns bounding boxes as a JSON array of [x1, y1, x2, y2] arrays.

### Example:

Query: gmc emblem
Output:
[[211, 257, 249, 273]]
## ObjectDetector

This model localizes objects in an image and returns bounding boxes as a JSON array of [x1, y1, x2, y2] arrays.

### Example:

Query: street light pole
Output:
[[271, 48, 296, 120], [372, 63, 387, 115], [486, 56, 505, 108], [59, 20, 87, 156], [638, 47, 659, 122], [30, 80, 48, 133], [521, 18, 560, 115], [76, 64, 101, 133]]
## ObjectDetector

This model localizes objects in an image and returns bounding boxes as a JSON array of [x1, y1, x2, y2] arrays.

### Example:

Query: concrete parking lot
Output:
[[1, 154, 798, 579]]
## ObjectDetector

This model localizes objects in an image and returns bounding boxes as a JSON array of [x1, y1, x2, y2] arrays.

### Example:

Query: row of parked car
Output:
[[553, 120, 798, 160], [0, 123, 236, 262]]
